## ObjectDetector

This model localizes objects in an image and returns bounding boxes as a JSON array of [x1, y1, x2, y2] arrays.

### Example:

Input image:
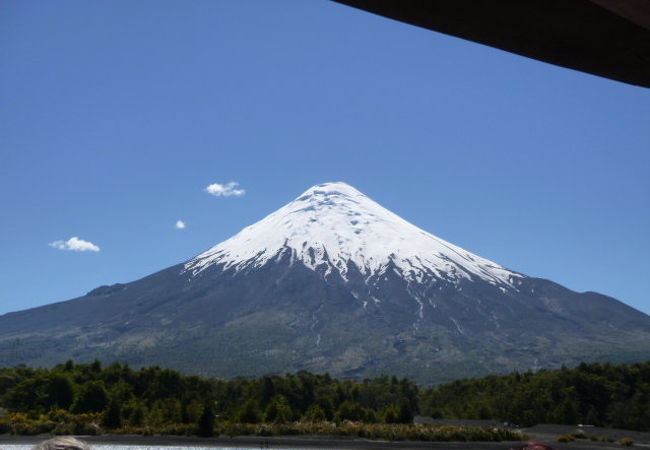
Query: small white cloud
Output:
[[205, 181, 246, 197], [175, 220, 186, 230], [49, 236, 100, 252]]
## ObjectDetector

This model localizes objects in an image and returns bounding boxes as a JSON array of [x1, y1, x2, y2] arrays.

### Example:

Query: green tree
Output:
[[236, 399, 262, 423], [585, 405, 600, 426], [4, 374, 73, 412], [264, 395, 293, 424], [396, 399, 414, 424], [90, 360, 102, 373], [260, 376, 276, 407], [129, 403, 145, 427], [553, 398, 578, 425], [47, 374, 75, 410], [315, 395, 335, 420], [303, 404, 326, 422], [383, 406, 399, 424], [102, 397, 123, 429], [71, 381, 109, 413], [197, 400, 215, 437], [4, 377, 44, 411], [334, 400, 364, 422]]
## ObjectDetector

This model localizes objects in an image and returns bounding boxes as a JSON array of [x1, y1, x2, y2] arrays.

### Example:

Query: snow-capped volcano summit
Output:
[[184, 182, 521, 288]]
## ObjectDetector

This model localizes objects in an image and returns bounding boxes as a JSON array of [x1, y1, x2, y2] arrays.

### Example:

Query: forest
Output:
[[0, 360, 647, 439], [421, 361, 650, 430]]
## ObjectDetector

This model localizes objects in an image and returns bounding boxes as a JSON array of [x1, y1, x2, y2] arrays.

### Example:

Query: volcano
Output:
[[1, 182, 649, 384]]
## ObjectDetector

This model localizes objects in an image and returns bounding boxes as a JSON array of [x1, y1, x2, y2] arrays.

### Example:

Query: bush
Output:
[[571, 430, 587, 439], [619, 438, 634, 447], [557, 434, 575, 442]]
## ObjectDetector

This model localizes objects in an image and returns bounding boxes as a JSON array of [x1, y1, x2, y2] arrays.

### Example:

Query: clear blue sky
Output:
[[1, 0, 649, 316]]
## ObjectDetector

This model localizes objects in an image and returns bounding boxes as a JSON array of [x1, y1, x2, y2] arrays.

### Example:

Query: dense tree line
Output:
[[0, 360, 417, 430], [0, 360, 647, 434], [421, 361, 650, 431]]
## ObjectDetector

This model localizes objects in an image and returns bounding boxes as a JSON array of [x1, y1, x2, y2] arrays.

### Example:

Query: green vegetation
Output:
[[1, 360, 488, 441], [0, 360, 647, 440], [197, 400, 215, 437], [421, 361, 650, 431]]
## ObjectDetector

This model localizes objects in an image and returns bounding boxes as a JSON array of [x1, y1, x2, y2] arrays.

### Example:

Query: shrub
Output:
[[571, 430, 587, 439], [619, 438, 634, 447], [557, 434, 575, 442]]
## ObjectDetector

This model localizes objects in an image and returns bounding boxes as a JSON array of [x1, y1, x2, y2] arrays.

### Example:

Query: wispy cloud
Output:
[[175, 220, 186, 229], [49, 236, 100, 252], [205, 181, 246, 197]]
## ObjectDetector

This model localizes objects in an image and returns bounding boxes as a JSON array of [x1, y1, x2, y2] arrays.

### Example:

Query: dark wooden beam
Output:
[[333, 0, 650, 88]]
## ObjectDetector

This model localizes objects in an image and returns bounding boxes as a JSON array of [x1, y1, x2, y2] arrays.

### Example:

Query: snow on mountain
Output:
[[183, 182, 523, 288]]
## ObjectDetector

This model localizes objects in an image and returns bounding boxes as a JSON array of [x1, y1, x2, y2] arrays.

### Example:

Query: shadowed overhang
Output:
[[333, 0, 650, 88]]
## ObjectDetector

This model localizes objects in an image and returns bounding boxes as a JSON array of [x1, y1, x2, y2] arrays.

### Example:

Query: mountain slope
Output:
[[1, 182, 649, 385]]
